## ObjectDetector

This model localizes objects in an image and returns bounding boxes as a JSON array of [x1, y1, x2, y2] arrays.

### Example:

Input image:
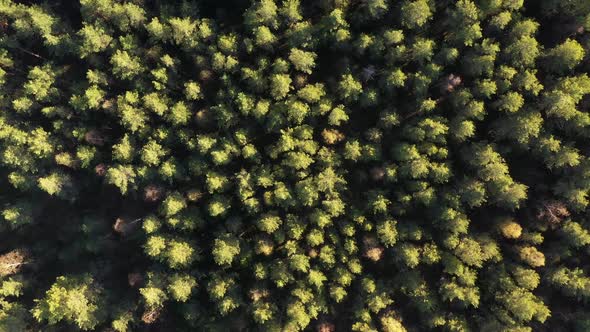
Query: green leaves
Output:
[[38, 172, 73, 198], [166, 239, 196, 269], [288, 48, 316, 74], [338, 74, 362, 101], [2, 1, 590, 331], [78, 24, 113, 57], [24, 65, 56, 102], [32, 275, 105, 331], [401, 1, 432, 29], [212, 234, 241, 266], [160, 192, 187, 217], [547, 267, 590, 301], [257, 214, 282, 233], [167, 274, 197, 302], [254, 26, 276, 47], [2, 202, 33, 229], [377, 219, 398, 247], [495, 91, 524, 113], [141, 140, 167, 166], [547, 38, 586, 72], [105, 165, 135, 194], [111, 50, 143, 79], [270, 73, 292, 100]]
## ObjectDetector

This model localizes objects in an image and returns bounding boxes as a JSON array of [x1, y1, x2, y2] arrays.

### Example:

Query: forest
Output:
[[0, 0, 590, 331]]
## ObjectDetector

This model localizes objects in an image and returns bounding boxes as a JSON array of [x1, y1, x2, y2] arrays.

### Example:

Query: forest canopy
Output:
[[1, 0, 590, 331]]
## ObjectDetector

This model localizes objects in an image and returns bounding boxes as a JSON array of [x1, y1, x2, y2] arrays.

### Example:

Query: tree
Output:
[[257, 214, 282, 233], [212, 234, 241, 266], [384, 69, 407, 89], [2, 202, 33, 229], [141, 140, 167, 166], [270, 74, 292, 100], [140, 278, 167, 308], [160, 192, 187, 217], [395, 243, 420, 268], [495, 288, 550, 323], [32, 275, 106, 330], [512, 266, 540, 290], [504, 35, 540, 68], [377, 219, 398, 247], [514, 69, 543, 96], [445, 0, 482, 46], [297, 83, 325, 103], [282, 151, 313, 170], [493, 111, 543, 144], [519, 246, 545, 267], [343, 140, 362, 160], [208, 196, 231, 217], [166, 239, 196, 269], [105, 165, 135, 194], [167, 274, 197, 302], [380, 312, 407, 332], [0, 299, 28, 331], [167, 102, 191, 126], [547, 267, 590, 301], [280, 0, 302, 23], [38, 172, 74, 199], [112, 135, 135, 162], [84, 85, 106, 109], [111, 50, 143, 79], [288, 48, 316, 74], [78, 24, 112, 57], [254, 26, 276, 47], [410, 38, 435, 63], [495, 92, 524, 113], [440, 279, 480, 308], [167, 17, 196, 46], [400, 1, 432, 29], [498, 218, 522, 239], [545, 38, 585, 73], [559, 221, 590, 247], [289, 254, 310, 272], [184, 81, 202, 101], [24, 65, 56, 102], [118, 92, 148, 132], [244, 0, 278, 28], [338, 74, 362, 101]]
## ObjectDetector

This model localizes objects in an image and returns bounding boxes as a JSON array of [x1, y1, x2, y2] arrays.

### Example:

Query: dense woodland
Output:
[[0, 0, 590, 331]]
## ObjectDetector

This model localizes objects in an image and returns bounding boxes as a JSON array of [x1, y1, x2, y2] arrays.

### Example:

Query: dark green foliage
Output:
[[0, 0, 589, 331]]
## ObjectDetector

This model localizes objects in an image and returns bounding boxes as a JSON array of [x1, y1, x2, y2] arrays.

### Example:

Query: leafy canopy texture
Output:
[[1, 0, 590, 331]]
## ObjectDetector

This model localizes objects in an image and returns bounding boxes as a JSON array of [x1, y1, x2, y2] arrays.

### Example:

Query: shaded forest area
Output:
[[1, 0, 590, 331]]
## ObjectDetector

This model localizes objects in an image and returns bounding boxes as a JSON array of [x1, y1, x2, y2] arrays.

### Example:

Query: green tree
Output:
[[338, 74, 362, 101], [111, 50, 143, 79], [270, 74, 292, 100], [141, 140, 167, 166], [105, 165, 135, 194], [212, 234, 241, 266], [167, 274, 197, 302], [78, 24, 112, 57], [38, 172, 73, 199], [545, 38, 585, 73], [32, 275, 106, 330], [288, 48, 316, 74], [504, 35, 540, 68], [160, 192, 187, 217], [244, 0, 278, 28], [548, 267, 590, 301], [400, 0, 432, 29], [2, 201, 33, 229]]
